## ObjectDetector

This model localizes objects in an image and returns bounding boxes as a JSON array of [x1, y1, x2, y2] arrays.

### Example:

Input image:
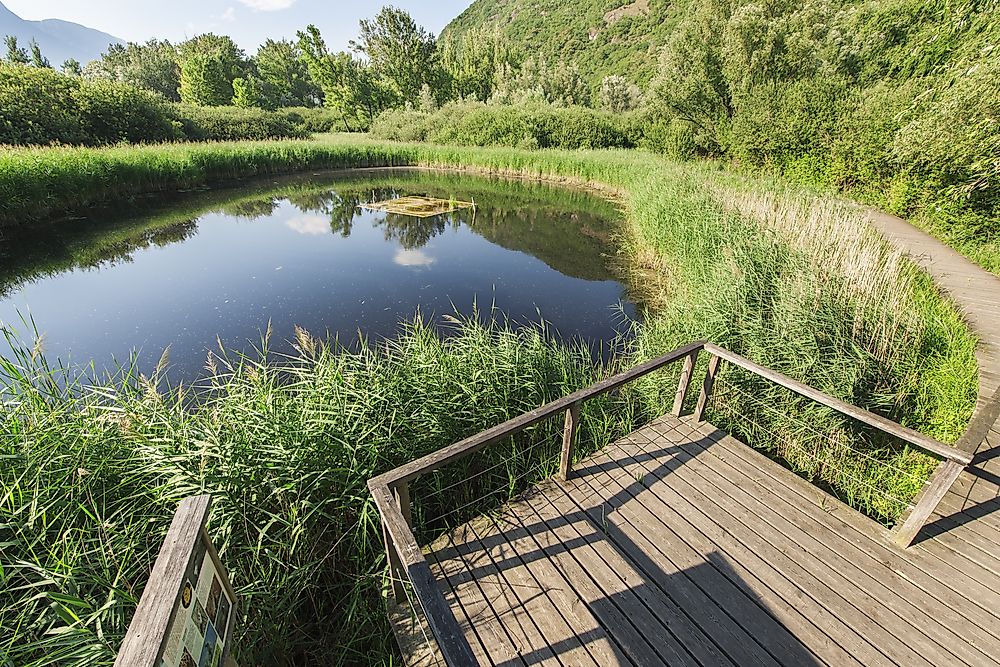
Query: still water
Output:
[[0, 169, 637, 383]]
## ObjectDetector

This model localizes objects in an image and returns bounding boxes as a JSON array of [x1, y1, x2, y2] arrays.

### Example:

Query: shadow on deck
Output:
[[371, 342, 1000, 666]]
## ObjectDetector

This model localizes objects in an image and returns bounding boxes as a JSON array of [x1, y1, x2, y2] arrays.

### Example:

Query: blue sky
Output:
[[3, 0, 473, 53]]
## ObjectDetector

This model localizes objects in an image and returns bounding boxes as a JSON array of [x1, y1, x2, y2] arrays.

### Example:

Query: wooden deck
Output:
[[423, 413, 1000, 667]]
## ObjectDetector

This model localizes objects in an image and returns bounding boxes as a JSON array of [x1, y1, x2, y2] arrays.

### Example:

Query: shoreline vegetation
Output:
[[1, 135, 980, 665]]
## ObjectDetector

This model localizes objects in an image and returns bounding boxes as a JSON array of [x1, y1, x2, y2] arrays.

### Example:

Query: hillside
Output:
[[442, 0, 685, 86], [0, 1, 121, 65]]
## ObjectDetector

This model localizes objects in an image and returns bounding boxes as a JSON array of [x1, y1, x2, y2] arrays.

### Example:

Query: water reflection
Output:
[[0, 169, 637, 382]]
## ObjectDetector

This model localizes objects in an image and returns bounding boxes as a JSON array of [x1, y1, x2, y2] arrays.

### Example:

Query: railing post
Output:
[[672, 348, 701, 416], [892, 459, 965, 548], [694, 354, 721, 422], [384, 481, 412, 602], [560, 401, 582, 481]]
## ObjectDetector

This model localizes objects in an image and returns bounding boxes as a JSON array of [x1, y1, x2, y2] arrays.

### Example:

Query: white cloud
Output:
[[221, 6, 237, 21], [285, 214, 329, 236], [238, 0, 297, 10], [394, 249, 435, 267]]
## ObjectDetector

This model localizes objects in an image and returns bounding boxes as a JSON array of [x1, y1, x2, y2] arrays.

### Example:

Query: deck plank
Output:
[[415, 414, 1000, 667]]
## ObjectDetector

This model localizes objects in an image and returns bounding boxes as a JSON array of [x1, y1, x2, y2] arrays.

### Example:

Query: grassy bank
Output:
[[0, 136, 979, 665]]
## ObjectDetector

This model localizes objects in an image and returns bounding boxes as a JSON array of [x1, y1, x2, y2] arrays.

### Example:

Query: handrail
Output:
[[368, 339, 707, 488], [367, 483, 477, 666], [367, 340, 975, 663], [703, 343, 973, 466]]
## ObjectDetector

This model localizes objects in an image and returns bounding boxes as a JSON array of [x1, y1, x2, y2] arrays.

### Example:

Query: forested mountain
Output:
[[443, 0, 683, 86], [0, 1, 121, 65]]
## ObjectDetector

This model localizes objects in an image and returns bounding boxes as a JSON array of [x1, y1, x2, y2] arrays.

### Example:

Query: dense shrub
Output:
[[0, 65, 86, 145], [74, 81, 182, 144], [0, 65, 310, 146], [171, 104, 305, 142], [370, 102, 634, 149], [281, 106, 357, 133]]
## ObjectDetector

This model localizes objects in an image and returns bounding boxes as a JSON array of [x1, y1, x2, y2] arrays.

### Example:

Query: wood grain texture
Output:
[[417, 415, 1000, 666], [115, 495, 212, 667]]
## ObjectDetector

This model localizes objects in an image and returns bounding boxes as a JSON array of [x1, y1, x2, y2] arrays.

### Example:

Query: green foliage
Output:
[[0, 64, 83, 144], [61, 58, 82, 76], [443, 0, 682, 86], [371, 102, 634, 149], [177, 34, 247, 106], [254, 39, 320, 108], [231, 75, 264, 108], [29, 39, 50, 68], [599, 75, 643, 112], [3, 35, 29, 65], [84, 40, 181, 101], [0, 64, 312, 146], [73, 80, 180, 144], [179, 53, 233, 106], [350, 5, 441, 103], [171, 104, 304, 142], [439, 24, 513, 101], [635, 0, 1000, 273], [492, 56, 592, 106], [279, 106, 345, 133], [298, 25, 389, 131]]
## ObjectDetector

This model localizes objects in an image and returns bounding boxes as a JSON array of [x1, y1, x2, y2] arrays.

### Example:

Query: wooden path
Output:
[[425, 413, 1000, 667], [862, 207, 1000, 555]]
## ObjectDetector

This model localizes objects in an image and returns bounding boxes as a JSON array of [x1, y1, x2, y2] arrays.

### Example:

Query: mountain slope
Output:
[[442, 0, 686, 86], [0, 1, 122, 65]]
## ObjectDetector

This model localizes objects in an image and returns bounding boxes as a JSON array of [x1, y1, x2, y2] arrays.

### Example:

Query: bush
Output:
[[281, 106, 354, 133], [0, 64, 85, 145], [170, 104, 306, 142], [0, 65, 307, 146], [73, 80, 181, 144], [371, 102, 635, 150]]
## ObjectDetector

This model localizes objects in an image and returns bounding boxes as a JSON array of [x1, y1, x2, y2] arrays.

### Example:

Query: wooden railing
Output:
[[367, 340, 974, 666]]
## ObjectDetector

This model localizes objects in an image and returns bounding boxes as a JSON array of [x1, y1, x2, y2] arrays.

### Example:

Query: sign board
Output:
[[115, 495, 238, 667]]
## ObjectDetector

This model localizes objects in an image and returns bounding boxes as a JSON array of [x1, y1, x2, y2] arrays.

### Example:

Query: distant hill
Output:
[[442, 0, 686, 86], [0, 1, 122, 66]]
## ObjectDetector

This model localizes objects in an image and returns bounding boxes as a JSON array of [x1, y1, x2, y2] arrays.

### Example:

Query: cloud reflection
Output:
[[285, 214, 329, 236], [393, 249, 435, 267]]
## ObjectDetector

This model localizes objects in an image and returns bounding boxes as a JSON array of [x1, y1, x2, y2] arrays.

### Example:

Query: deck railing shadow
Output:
[[425, 428, 820, 666], [368, 340, 975, 666], [910, 388, 1000, 543]]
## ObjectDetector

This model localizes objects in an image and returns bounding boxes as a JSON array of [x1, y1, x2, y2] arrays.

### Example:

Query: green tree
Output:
[[439, 25, 513, 101], [298, 25, 391, 130], [492, 56, 590, 106], [61, 58, 82, 76], [177, 34, 246, 105], [4, 36, 29, 65], [85, 40, 180, 101], [349, 6, 440, 102], [599, 75, 642, 112], [254, 39, 319, 108], [232, 75, 265, 108], [179, 53, 232, 106], [29, 40, 50, 68]]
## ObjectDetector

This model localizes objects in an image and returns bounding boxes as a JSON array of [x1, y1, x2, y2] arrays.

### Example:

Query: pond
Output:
[[0, 169, 638, 384]]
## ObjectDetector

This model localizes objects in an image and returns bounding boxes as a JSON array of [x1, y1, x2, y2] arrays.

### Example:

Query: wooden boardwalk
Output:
[[862, 206, 1000, 563], [424, 413, 1000, 667]]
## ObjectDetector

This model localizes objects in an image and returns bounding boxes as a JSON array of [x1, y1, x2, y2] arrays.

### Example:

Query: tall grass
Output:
[[0, 135, 980, 664], [1, 314, 627, 666]]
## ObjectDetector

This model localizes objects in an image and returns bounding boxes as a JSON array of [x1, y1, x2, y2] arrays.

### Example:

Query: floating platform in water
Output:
[[359, 195, 475, 218]]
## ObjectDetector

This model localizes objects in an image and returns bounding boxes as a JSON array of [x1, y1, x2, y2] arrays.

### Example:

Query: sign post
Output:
[[115, 495, 239, 667]]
